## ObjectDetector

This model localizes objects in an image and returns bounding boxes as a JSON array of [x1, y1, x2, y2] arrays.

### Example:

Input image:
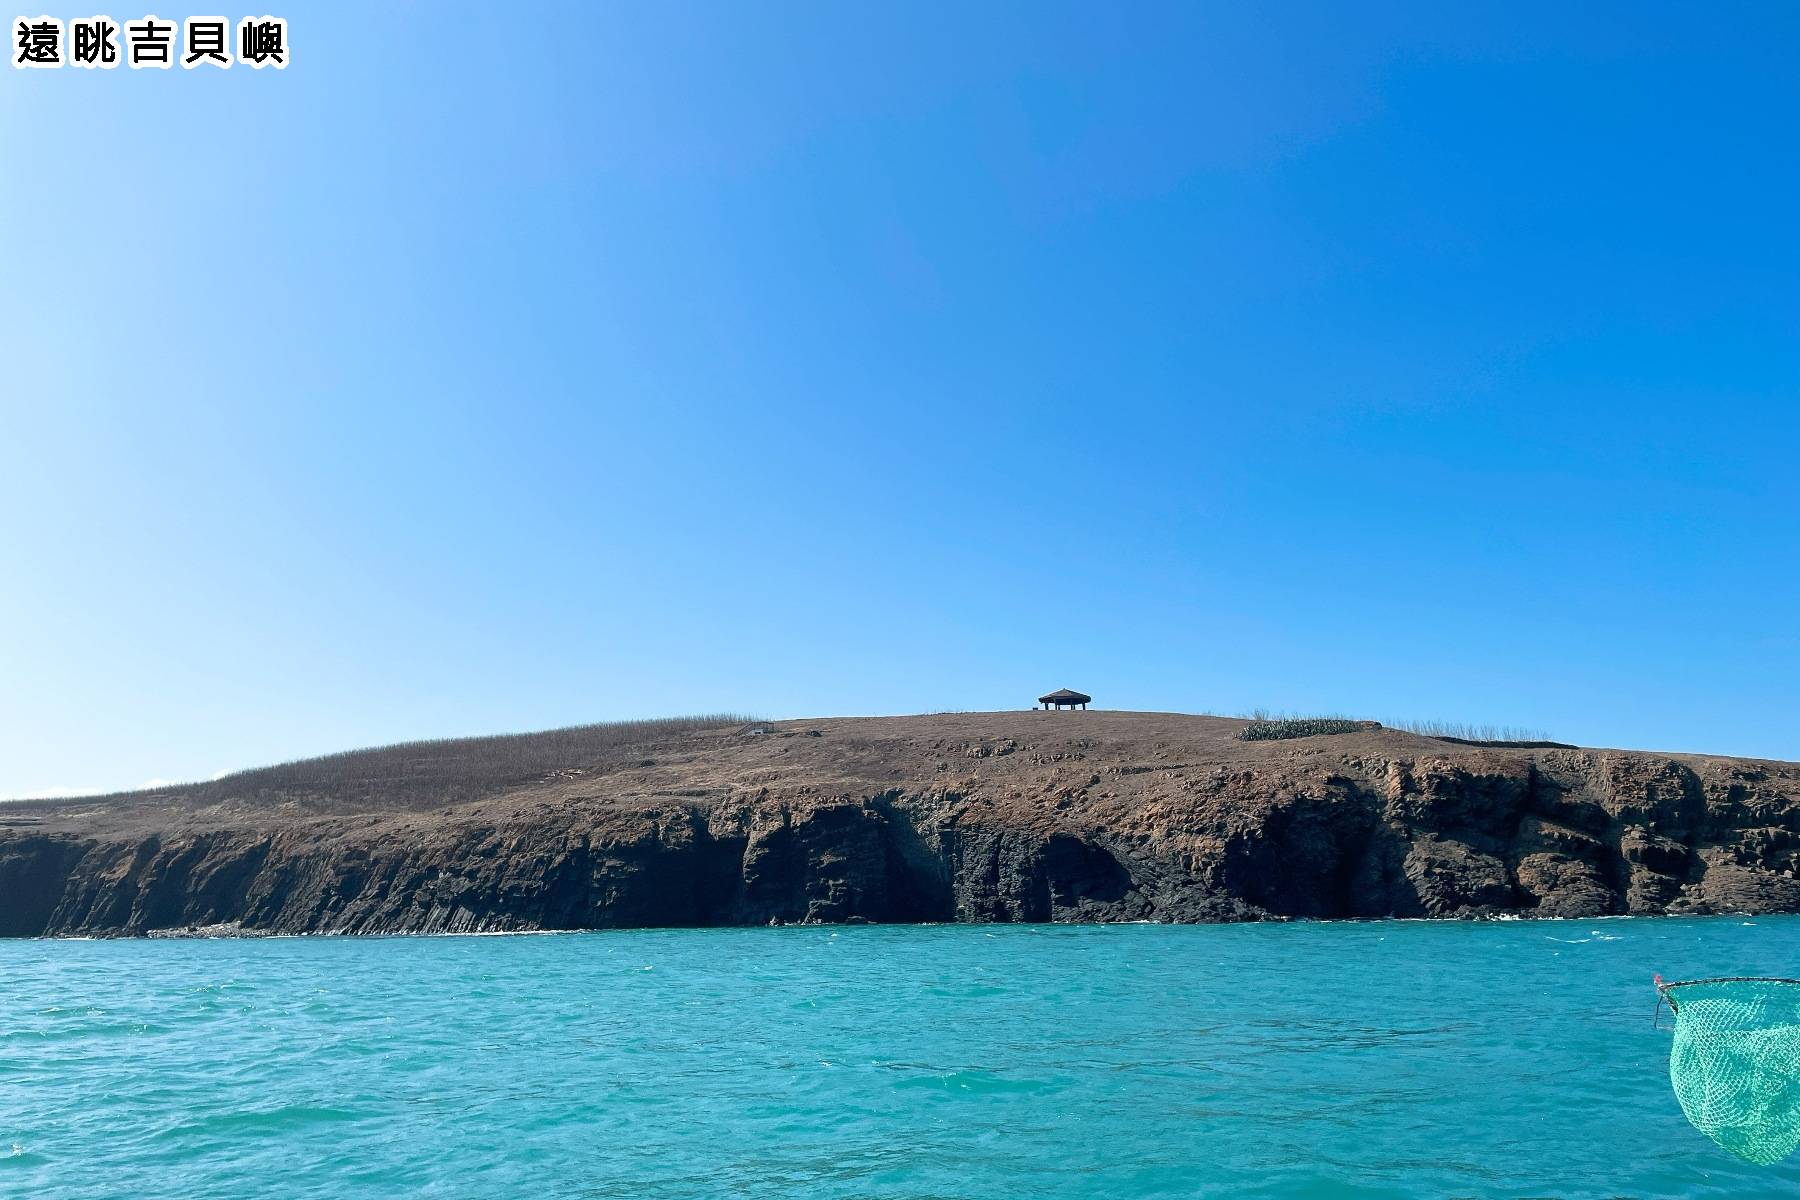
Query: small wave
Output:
[[0, 1143, 46, 1169], [162, 1105, 371, 1140], [892, 1069, 1056, 1095]]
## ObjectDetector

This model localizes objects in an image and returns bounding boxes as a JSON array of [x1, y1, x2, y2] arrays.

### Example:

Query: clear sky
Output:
[[3, 2, 1797, 796]]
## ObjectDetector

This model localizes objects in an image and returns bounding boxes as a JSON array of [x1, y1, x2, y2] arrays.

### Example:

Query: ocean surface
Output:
[[5, 918, 1800, 1199]]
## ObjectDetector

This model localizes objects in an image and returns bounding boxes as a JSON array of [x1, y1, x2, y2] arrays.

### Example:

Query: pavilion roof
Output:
[[1038, 688, 1091, 703]]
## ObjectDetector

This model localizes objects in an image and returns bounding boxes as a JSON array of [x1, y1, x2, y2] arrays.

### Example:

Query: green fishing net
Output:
[[1658, 977, 1800, 1166]]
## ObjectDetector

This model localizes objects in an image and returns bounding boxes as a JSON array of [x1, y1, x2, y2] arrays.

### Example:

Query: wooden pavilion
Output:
[[1037, 688, 1091, 711]]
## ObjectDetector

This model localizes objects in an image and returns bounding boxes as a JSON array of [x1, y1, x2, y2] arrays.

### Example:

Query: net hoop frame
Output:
[[1656, 976, 1800, 1014]]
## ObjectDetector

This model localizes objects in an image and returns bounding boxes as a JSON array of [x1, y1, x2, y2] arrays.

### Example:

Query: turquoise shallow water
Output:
[[4, 918, 1800, 1198]]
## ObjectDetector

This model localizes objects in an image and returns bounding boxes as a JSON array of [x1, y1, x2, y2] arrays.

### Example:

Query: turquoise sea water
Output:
[[5, 918, 1800, 1199]]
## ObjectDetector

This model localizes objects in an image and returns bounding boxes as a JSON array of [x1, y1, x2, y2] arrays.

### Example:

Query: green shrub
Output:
[[1239, 717, 1376, 741]]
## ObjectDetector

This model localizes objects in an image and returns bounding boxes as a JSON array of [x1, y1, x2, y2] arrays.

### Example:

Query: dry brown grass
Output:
[[43, 714, 763, 810]]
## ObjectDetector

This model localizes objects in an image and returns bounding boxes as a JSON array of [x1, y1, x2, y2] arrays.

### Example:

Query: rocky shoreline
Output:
[[4, 712, 1798, 938]]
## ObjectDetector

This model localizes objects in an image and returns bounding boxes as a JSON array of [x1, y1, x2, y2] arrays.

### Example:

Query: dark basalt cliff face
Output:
[[3, 712, 1799, 937]]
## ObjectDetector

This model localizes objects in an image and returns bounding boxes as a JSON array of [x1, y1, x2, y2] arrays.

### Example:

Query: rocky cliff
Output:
[[4, 712, 1798, 936]]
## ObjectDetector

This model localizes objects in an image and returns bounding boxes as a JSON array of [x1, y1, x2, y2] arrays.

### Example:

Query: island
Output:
[[2, 711, 1797, 936]]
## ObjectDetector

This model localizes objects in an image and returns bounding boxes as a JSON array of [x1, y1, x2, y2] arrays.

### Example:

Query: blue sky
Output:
[[3, 2, 1797, 795]]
